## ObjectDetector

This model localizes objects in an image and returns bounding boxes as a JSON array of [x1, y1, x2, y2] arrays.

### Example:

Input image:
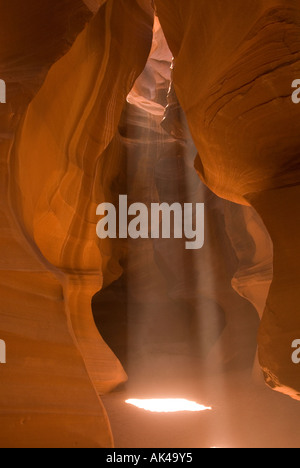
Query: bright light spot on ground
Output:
[[125, 399, 212, 413]]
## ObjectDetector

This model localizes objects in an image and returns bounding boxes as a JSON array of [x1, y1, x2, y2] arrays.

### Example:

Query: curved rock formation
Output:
[[0, 0, 153, 448], [156, 0, 300, 398], [224, 204, 273, 320]]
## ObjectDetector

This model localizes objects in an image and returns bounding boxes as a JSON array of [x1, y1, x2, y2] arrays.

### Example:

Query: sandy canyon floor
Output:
[[103, 371, 300, 449]]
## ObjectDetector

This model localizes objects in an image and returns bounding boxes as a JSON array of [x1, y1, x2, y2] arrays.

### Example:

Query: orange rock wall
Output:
[[0, 0, 153, 448], [156, 0, 300, 398]]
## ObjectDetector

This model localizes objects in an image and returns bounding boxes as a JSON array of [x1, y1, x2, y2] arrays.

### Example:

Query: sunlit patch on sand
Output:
[[125, 399, 212, 413]]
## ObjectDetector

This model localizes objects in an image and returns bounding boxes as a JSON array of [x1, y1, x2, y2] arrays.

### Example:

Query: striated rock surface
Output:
[[156, 0, 300, 398], [224, 204, 273, 320], [0, 0, 153, 448]]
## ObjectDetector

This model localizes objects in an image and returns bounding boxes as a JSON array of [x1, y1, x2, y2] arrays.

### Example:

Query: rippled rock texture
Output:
[[0, 0, 299, 449], [0, 0, 153, 448], [156, 0, 300, 398]]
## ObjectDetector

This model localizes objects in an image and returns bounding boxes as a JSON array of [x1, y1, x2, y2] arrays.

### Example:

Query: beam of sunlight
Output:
[[125, 399, 212, 413]]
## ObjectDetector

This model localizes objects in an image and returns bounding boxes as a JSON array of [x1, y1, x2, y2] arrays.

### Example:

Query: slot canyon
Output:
[[0, 0, 300, 448]]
